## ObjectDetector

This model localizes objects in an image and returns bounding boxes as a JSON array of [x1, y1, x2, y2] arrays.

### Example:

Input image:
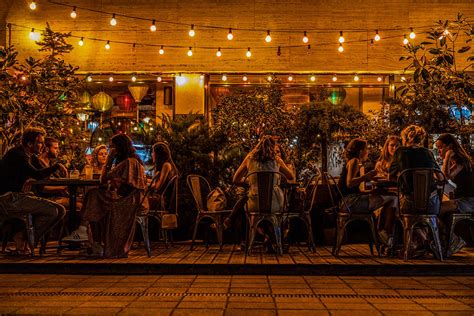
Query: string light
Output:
[[21, 75, 27, 81], [246, 47, 252, 58], [401, 76, 406, 81], [267, 75, 273, 82], [189, 24, 195, 37], [105, 41, 111, 50], [221, 74, 227, 81], [332, 75, 338, 82], [200, 74, 205, 80], [354, 74, 359, 81], [302, 31, 309, 43], [338, 43, 344, 52], [374, 30, 381, 41], [159, 45, 164, 55], [265, 30, 272, 43], [242, 75, 248, 82], [338, 31, 345, 43], [187, 47, 193, 56], [150, 20, 157, 32], [403, 35, 409, 45], [227, 28, 233, 40], [108, 75, 114, 82], [29, 28, 40, 41], [310, 75, 316, 82], [157, 76, 162, 82], [78, 37, 84, 46], [377, 76, 383, 82], [288, 75, 293, 82], [87, 75, 93, 82], [131, 74, 137, 82], [70, 6, 77, 18], [216, 47, 222, 57], [110, 14, 117, 26], [409, 27, 416, 39], [29, 2, 36, 10]]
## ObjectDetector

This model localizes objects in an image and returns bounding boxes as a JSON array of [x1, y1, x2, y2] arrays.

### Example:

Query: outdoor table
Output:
[[33, 178, 101, 231]]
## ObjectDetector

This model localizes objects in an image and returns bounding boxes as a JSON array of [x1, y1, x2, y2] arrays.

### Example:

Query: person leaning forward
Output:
[[0, 127, 67, 253]]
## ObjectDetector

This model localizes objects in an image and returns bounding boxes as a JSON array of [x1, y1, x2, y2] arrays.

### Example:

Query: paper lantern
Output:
[[76, 112, 89, 122], [92, 92, 114, 112], [128, 84, 149, 104], [81, 91, 92, 108], [115, 93, 136, 111], [325, 87, 346, 105]]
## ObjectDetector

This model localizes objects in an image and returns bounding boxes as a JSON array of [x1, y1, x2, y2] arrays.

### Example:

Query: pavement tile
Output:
[[381, 312, 434, 316], [432, 312, 474, 316], [437, 289, 474, 296], [271, 288, 313, 295], [351, 289, 399, 295], [309, 283, 351, 289], [20, 287, 65, 293], [275, 302, 326, 310], [320, 297, 367, 303], [119, 308, 172, 315], [312, 288, 356, 295], [328, 310, 382, 316], [0, 307, 20, 314], [177, 301, 227, 309], [323, 303, 377, 310], [304, 276, 343, 283], [65, 307, 123, 314], [15, 306, 73, 314], [134, 296, 182, 302], [229, 288, 271, 294], [182, 295, 227, 302], [278, 311, 330, 316], [153, 282, 193, 288], [173, 308, 224, 316], [412, 298, 462, 304], [396, 289, 444, 296], [270, 283, 310, 289], [78, 300, 131, 308], [188, 287, 229, 294], [231, 283, 269, 288], [228, 296, 274, 303], [128, 301, 178, 308], [146, 287, 188, 294], [420, 303, 474, 311], [227, 302, 275, 309], [190, 282, 229, 288], [372, 303, 428, 311], [225, 309, 276, 316]]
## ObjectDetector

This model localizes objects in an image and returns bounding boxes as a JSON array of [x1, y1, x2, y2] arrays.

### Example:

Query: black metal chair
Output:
[[446, 213, 474, 257], [396, 168, 445, 261], [244, 171, 288, 255], [328, 172, 381, 257], [187, 175, 231, 250]]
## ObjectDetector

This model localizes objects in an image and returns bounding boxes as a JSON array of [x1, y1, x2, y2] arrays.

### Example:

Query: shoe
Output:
[[62, 226, 88, 242], [448, 236, 467, 257], [378, 230, 393, 247]]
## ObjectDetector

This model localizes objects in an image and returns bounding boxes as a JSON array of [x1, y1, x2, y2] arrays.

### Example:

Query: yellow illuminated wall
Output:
[[175, 74, 204, 115]]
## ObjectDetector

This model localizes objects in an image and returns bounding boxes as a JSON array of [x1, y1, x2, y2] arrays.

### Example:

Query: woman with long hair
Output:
[[89, 144, 108, 173], [64, 134, 148, 258], [375, 136, 401, 178]]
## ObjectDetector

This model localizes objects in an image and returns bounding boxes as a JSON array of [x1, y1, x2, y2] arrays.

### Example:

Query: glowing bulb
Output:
[[401, 76, 406, 82], [70, 7, 77, 18], [409, 28, 415, 39], [21, 75, 27, 81], [150, 20, 157, 32], [29, 2, 36, 10], [242, 75, 248, 82], [98, 137, 103, 142], [216, 47, 222, 57], [332, 75, 337, 82], [159, 45, 164, 55], [221, 74, 227, 81], [110, 14, 117, 26], [265, 30, 272, 43], [87, 75, 93, 82], [108, 76, 114, 82], [338, 43, 344, 53], [200, 74, 205, 80], [374, 30, 380, 41], [78, 37, 84, 46], [339, 31, 344, 43], [377, 76, 382, 82], [403, 35, 409, 45], [288, 75, 293, 82], [310, 75, 316, 82], [267, 75, 272, 82], [443, 28, 450, 36], [134, 126, 138, 131], [150, 127, 154, 131], [187, 47, 193, 56], [29, 28, 40, 41], [303, 31, 309, 43], [131, 75, 137, 82], [105, 41, 111, 50], [157, 76, 162, 82], [227, 28, 233, 40], [354, 74, 359, 82], [246, 47, 252, 58], [189, 24, 195, 37]]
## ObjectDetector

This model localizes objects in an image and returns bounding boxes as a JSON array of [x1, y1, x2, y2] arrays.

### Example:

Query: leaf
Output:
[[429, 48, 441, 55], [458, 46, 471, 53], [440, 37, 446, 47], [420, 42, 434, 46]]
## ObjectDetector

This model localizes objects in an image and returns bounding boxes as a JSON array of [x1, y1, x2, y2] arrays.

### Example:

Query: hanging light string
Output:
[[9, 22, 430, 54]]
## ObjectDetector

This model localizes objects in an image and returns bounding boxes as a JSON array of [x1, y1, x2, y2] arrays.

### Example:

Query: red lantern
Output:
[[115, 93, 136, 112]]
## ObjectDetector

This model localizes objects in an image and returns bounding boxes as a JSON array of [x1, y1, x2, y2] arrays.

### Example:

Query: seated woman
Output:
[[64, 134, 148, 258], [375, 136, 401, 178], [339, 138, 397, 245], [436, 134, 474, 253], [148, 142, 179, 210], [86, 144, 108, 174]]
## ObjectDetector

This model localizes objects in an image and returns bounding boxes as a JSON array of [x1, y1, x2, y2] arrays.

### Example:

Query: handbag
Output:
[[207, 187, 227, 212], [161, 213, 178, 229]]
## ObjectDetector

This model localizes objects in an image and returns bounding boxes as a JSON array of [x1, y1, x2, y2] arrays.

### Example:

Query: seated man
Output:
[[0, 128, 67, 254]]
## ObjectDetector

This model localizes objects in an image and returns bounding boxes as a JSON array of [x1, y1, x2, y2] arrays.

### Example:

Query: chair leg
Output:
[[447, 216, 458, 258], [368, 216, 381, 257], [137, 216, 151, 257], [302, 213, 316, 252], [402, 216, 415, 261], [1, 223, 12, 253], [26, 214, 35, 257], [428, 217, 443, 262], [190, 215, 202, 250], [333, 214, 348, 256], [247, 215, 258, 255], [272, 218, 283, 255]]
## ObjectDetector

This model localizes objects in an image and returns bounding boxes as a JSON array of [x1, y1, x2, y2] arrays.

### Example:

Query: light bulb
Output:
[[403, 35, 409, 45], [150, 20, 157, 32], [267, 75, 272, 82], [98, 137, 103, 142], [221, 74, 227, 81], [157, 76, 162, 82], [159, 45, 164, 55], [29, 28, 40, 41], [87, 75, 93, 82], [216, 48, 222, 57], [332, 75, 337, 82], [354, 74, 359, 82], [187, 47, 193, 56], [242, 75, 248, 82], [105, 41, 111, 50], [339, 31, 344, 43], [401, 76, 406, 82], [288, 75, 293, 82], [374, 30, 381, 41], [443, 28, 450, 36], [200, 74, 205, 80], [78, 37, 84, 46], [377, 76, 383, 82], [310, 75, 316, 82], [303, 31, 309, 43], [246, 47, 252, 58], [265, 30, 272, 43], [70, 7, 77, 18], [110, 14, 117, 26], [29, 2, 36, 10], [108, 76, 114, 82], [227, 28, 233, 40], [409, 28, 416, 39], [338, 43, 344, 52], [131, 75, 137, 82], [21, 75, 27, 81], [189, 24, 195, 37]]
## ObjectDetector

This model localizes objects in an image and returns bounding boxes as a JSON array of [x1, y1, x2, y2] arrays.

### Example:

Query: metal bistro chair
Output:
[[0, 209, 36, 256], [188, 175, 231, 250], [397, 168, 445, 261], [245, 171, 288, 255], [136, 174, 179, 257], [446, 213, 474, 258], [328, 172, 381, 257], [283, 173, 319, 252]]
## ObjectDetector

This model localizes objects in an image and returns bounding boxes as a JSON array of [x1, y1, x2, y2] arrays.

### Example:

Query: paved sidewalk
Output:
[[0, 274, 473, 315]]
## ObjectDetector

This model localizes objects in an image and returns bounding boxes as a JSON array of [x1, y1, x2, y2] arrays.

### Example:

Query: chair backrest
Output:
[[323, 172, 351, 213], [244, 171, 288, 214], [160, 175, 179, 214], [304, 173, 321, 213], [187, 174, 211, 213], [397, 168, 445, 214]]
